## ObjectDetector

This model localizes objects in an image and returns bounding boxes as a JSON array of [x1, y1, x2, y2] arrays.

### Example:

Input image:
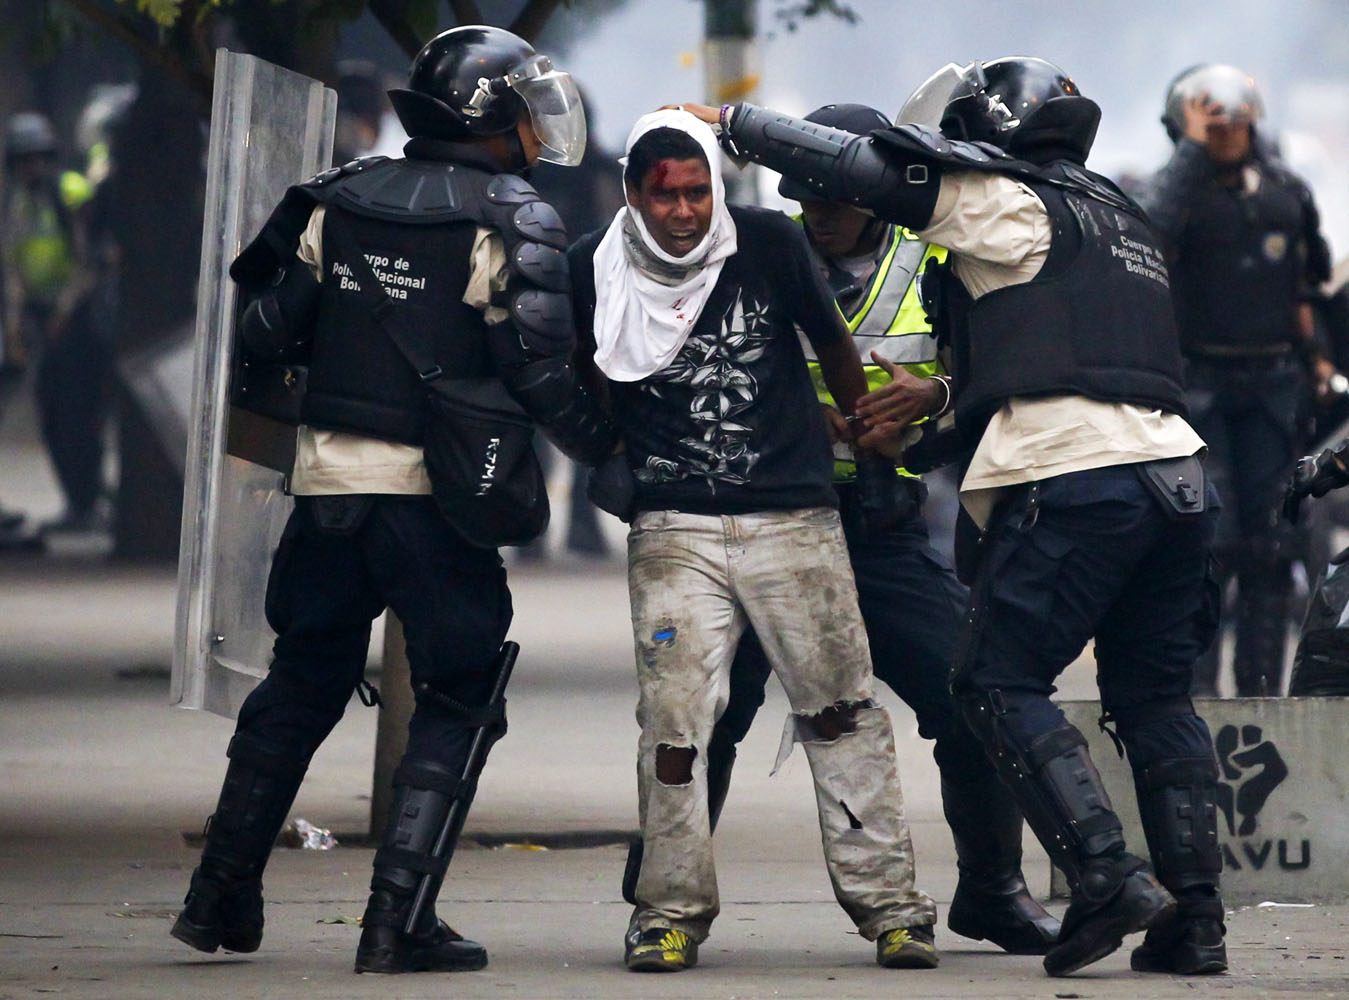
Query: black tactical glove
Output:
[[587, 450, 636, 523], [1284, 447, 1349, 523]]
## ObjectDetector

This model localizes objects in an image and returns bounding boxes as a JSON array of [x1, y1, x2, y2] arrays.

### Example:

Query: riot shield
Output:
[[172, 51, 336, 716]]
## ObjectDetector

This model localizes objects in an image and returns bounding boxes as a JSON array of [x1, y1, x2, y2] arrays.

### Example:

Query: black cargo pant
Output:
[[233, 494, 513, 773]]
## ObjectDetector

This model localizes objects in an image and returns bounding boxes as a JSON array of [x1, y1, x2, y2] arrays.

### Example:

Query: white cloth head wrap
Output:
[[590, 109, 737, 381]]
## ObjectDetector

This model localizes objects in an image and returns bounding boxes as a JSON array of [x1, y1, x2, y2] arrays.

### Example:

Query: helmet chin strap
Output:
[[504, 127, 531, 176]]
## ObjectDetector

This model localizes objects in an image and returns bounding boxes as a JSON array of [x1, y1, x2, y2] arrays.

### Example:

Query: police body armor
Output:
[[1172, 163, 1315, 356], [231, 152, 559, 445], [722, 113, 1188, 441], [936, 169, 1188, 440]]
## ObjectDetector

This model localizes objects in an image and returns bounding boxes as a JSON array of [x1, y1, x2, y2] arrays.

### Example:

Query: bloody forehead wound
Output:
[[624, 126, 708, 191]]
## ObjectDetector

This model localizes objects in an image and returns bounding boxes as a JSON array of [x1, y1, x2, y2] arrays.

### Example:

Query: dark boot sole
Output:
[[354, 945, 488, 974], [170, 915, 222, 954], [1131, 943, 1228, 975], [354, 955, 489, 974], [1044, 891, 1175, 977], [948, 906, 1059, 956], [170, 913, 261, 955]]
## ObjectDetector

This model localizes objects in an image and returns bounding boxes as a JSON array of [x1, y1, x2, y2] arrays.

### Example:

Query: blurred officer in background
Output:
[[679, 53, 1227, 978], [2, 111, 106, 541], [1139, 64, 1334, 697]]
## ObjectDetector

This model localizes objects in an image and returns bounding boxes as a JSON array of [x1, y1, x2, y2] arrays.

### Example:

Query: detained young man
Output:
[[567, 108, 938, 973]]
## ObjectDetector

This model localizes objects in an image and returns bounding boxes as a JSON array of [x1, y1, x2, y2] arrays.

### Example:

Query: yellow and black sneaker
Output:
[[624, 926, 698, 972], [876, 923, 939, 969]]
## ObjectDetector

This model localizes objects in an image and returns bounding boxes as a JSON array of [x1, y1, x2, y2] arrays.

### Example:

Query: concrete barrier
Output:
[[1049, 696, 1348, 903]]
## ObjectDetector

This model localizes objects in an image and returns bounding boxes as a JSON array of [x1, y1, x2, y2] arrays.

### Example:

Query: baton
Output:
[[403, 640, 519, 935]]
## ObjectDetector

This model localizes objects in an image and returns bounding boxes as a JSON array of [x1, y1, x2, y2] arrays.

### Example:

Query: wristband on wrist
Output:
[[719, 104, 734, 133], [926, 375, 953, 417]]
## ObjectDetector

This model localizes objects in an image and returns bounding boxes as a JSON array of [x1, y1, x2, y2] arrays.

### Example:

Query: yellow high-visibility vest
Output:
[[800, 222, 948, 480]]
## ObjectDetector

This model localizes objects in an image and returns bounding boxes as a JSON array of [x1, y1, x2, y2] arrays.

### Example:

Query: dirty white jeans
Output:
[[626, 507, 936, 943]]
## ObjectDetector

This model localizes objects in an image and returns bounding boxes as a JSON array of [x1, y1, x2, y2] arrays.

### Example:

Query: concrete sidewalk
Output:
[[3, 551, 1349, 1000]]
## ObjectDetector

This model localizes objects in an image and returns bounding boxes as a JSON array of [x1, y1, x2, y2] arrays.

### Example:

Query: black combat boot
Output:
[[941, 774, 1061, 954], [354, 759, 487, 974], [1130, 757, 1228, 975], [1044, 850, 1174, 976], [958, 698, 1175, 977], [171, 734, 307, 954], [621, 735, 736, 906]]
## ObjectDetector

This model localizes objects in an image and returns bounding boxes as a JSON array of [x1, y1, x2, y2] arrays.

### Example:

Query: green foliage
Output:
[[405, 0, 440, 41], [129, 0, 205, 27]]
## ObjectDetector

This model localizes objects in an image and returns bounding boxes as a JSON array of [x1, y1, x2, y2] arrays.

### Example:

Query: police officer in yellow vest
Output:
[[619, 104, 1060, 955], [2, 111, 104, 540]]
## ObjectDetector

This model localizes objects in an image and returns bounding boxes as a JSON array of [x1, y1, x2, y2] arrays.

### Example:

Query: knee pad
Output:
[[959, 690, 1124, 880]]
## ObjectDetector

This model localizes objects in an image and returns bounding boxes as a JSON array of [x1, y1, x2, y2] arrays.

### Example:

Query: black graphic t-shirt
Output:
[[570, 206, 847, 515]]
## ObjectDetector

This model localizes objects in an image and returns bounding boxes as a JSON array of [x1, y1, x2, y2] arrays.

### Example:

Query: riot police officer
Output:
[[171, 26, 615, 974], [1139, 64, 1333, 697], [677, 55, 1227, 978]]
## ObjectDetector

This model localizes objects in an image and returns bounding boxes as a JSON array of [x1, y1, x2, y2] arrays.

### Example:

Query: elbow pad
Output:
[[726, 104, 941, 229], [239, 258, 319, 360], [500, 353, 617, 467]]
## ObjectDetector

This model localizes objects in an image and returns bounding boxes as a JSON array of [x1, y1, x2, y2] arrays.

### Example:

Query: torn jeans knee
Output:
[[772, 698, 875, 773], [654, 743, 696, 785]]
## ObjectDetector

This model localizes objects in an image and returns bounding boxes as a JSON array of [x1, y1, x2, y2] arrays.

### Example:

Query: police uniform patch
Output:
[[1263, 232, 1288, 263]]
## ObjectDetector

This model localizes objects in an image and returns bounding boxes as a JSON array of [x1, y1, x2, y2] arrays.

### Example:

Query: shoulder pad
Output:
[[877, 125, 1009, 167], [300, 155, 389, 191], [485, 173, 543, 206], [480, 174, 568, 249], [1042, 162, 1141, 216], [325, 159, 491, 223], [509, 200, 568, 250], [878, 125, 1143, 216]]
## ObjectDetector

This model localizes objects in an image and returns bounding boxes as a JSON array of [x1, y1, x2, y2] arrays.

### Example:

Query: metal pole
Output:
[[704, 0, 761, 203]]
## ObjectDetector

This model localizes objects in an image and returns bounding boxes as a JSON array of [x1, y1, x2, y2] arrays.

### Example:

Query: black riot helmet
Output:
[[388, 25, 585, 166], [936, 57, 1100, 164], [777, 103, 891, 202]]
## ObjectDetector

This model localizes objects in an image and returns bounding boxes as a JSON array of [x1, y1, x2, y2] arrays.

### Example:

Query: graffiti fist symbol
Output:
[[1215, 724, 1289, 837]]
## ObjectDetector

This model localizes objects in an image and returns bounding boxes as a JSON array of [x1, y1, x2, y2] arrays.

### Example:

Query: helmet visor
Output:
[[896, 63, 968, 128], [508, 55, 586, 166]]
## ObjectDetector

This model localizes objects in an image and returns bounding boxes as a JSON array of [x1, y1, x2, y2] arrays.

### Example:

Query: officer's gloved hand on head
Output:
[[587, 449, 636, 523], [1283, 447, 1349, 523]]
